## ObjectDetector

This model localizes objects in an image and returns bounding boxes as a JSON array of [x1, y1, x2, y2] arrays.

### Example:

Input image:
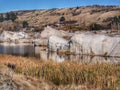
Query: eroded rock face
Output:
[[34, 38, 48, 46], [0, 31, 42, 44], [48, 36, 69, 51], [0, 26, 72, 46], [70, 33, 120, 57], [0, 31, 30, 42], [37, 26, 72, 46], [40, 26, 72, 39], [48, 32, 120, 57], [1, 26, 120, 57]]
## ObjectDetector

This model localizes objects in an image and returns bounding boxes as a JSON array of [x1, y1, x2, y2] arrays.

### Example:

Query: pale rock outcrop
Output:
[[48, 36, 69, 51], [40, 26, 72, 39], [0, 31, 30, 43], [34, 38, 48, 46], [34, 26, 72, 46], [70, 33, 120, 57], [18, 39, 33, 43], [36, 26, 72, 46]]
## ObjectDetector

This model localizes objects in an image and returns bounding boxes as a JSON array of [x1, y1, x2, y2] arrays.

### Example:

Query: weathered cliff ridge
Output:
[[0, 26, 120, 57]]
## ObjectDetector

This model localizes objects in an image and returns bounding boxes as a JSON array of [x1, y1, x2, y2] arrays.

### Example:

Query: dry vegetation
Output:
[[0, 54, 120, 89], [0, 5, 120, 31], [16, 5, 120, 30]]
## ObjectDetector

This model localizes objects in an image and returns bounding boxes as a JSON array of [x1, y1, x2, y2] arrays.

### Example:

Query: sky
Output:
[[0, 0, 120, 13]]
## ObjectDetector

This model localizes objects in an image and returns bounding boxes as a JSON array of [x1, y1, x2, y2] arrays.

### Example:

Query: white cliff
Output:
[[1, 26, 120, 57], [70, 33, 120, 57], [48, 36, 69, 51], [0, 31, 30, 42], [40, 26, 72, 38]]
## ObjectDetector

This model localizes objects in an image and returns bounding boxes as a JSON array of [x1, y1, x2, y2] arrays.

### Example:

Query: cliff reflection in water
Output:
[[0, 43, 35, 57], [0, 43, 120, 63]]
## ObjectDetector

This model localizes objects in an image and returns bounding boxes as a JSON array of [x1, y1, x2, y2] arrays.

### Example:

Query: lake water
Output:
[[0, 43, 120, 63]]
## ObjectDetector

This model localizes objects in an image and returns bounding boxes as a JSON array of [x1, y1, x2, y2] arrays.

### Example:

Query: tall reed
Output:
[[0, 54, 119, 89]]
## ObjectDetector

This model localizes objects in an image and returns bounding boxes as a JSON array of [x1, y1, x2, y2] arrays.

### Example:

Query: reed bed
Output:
[[0, 54, 120, 89]]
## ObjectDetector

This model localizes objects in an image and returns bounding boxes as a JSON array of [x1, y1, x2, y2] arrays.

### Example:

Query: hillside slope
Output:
[[0, 5, 120, 31], [16, 6, 120, 28]]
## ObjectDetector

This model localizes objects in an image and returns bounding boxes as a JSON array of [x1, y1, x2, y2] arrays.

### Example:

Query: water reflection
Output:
[[46, 52, 120, 63], [0, 43, 120, 63], [0, 43, 35, 57]]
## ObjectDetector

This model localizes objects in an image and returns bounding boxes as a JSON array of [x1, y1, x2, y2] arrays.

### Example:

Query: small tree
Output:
[[59, 16, 65, 22], [0, 14, 4, 22], [9, 12, 17, 22], [5, 13, 10, 20], [22, 21, 29, 28], [89, 23, 104, 30], [5, 12, 17, 21]]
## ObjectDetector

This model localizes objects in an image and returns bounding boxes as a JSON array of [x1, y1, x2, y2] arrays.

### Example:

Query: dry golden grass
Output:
[[0, 54, 39, 72], [17, 6, 120, 28], [0, 54, 120, 89]]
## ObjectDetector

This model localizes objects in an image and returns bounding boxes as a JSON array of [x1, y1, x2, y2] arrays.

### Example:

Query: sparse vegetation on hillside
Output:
[[0, 5, 120, 31], [15, 5, 120, 30]]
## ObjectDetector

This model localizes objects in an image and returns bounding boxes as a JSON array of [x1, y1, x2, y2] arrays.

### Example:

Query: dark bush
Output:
[[5, 13, 10, 20], [0, 14, 4, 22], [5, 12, 17, 21], [89, 23, 104, 30], [59, 16, 65, 22], [10, 12, 17, 21], [22, 21, 29, 28], [111, 16, 120, 30], [111, 16, 120, 24]]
